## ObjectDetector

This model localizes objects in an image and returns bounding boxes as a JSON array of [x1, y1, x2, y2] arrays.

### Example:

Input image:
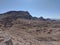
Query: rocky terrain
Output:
[[0, 11, 60, 45]]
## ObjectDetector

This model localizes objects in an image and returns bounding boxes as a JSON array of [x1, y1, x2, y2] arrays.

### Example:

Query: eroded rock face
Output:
[[0, 30, 13, 45]]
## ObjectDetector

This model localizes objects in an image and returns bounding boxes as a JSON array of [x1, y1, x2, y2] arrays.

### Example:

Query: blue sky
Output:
[[0, 0, 60, 19]]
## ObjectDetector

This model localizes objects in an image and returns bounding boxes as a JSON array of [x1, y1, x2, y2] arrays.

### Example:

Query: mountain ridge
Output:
[[0, 11, 54, 21], [0, 11, 60, 45]]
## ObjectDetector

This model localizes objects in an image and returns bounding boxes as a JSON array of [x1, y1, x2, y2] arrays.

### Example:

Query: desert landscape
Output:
[[0, 11, 60, 45]]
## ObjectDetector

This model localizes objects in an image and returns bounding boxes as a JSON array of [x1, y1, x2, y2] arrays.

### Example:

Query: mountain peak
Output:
[[1, 11, 32, 19]]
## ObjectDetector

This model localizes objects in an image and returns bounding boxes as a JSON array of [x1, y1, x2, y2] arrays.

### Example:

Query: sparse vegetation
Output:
[[0, 11, 60, 45]]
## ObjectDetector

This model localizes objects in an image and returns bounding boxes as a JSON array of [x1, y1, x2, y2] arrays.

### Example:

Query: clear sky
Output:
[[0, 0, 60, 19]]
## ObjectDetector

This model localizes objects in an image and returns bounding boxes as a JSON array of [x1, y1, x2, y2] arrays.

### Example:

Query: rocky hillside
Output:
[[0, 11, 33, 19], [0, 11, 60, 45], [0, 11, 33, 27], [0, 11, 54, 27], [0, 11, 53, 21]]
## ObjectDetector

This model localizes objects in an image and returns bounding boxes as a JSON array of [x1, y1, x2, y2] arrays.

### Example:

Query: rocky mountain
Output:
[[0, 11, 59, 45], [0, 11, 33, 27], [0, 11, 53, 21], [0, 11, 47, 27], [0, 11, 33, 20]]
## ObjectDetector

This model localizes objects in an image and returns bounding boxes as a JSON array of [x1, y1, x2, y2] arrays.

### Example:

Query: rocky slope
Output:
[[0, 11, 60, 45], [0, 29, 13, 45], [0, 11, 33, 20]]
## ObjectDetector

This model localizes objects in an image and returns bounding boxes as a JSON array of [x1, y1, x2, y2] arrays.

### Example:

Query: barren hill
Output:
[[0, 11, 60, 45]]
